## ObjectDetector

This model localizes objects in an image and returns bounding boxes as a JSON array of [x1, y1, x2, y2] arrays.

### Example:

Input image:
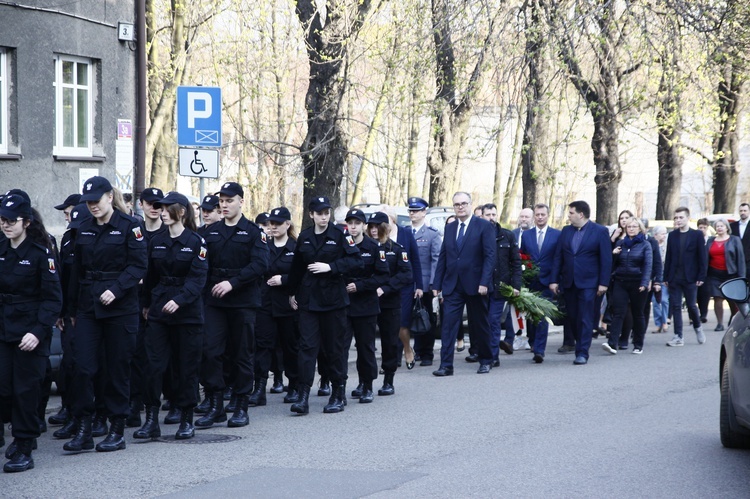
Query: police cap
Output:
[[218, 182, 244, 199], [345, 209, 367, 223], [55, 193, 82, 211], [200, 195, 220, 211], [140, 187, 165, 203], [407, 197, 428, 211], [368, 211, 389, 225], [0, 194, 32, 220], [154, 192, 189, 209], [255, 212, 270, 225], [80, 176, 113, 202], [308, 196, 332, 212], [268, 207, 291, 223], [67, 202, 93, 229]]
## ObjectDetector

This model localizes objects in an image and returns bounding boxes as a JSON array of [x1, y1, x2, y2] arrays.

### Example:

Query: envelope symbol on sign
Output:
[[195, 130, 219, 144]]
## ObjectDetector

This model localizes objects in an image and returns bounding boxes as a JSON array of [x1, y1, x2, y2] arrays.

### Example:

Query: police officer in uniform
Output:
[[407, 197, 442, 366], [53, 193, 82, 225], [253, 207, 301, 404], [196, 182, 269, 428], [343, 209, 389, 403], [287, 197, 362, 414], [0, 194, 62, 472], [368, 212, 413, 395], [64, 176, 148, 453], [198, 194, 222, 232], [134, 192, 207, 441]]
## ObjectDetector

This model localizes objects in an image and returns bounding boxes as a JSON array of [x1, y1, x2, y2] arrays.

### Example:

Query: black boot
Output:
[[4, 438, 35, 459], [133, 406, 161, 439], [96, 417, 126, 452], [3, 438, 33, 473], [92, 413, 109, 437], [290, 385, 310, 414], [359, 382, 374, 404], [175, 408, 195, 440], [53, 416, 77, 439], [225, 392, 238, 413], [270, 373, 285, 394], [248, 378, 267, 407], [126, 400, 143, 428], [378, 373, 395, 396], [163, 406, 181, 425], [351, 382, 364, 399], [48, 406, 69, 426], [317, 378, 331, 396], [323, 385, 345, 413], [63, 416, 94, 452], [161, 400, 171, 411], [0, 426, 4, 448], [195, 392, 226, 428], [195, 391, 212, 414], [283, 380, 299, 404], [227, 395, 250, 427], [223, 387, 233, 401]]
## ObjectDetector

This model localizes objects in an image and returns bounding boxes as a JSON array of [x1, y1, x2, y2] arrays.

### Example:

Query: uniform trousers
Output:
[[58, 317, 76, 407], [297, 309, 347, 388], [0, 341, 47, 439], [144, 322, 202, 408], [413, 294, 437, 361], [129, 315, 148, 408], [71, 314, 138, 419], [343, 315, 378, 383], [255, 311, 299, 385], [202, 306, 255, 396], [377, 308, 401, 375]]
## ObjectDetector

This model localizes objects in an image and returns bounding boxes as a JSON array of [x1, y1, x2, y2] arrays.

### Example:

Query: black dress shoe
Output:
[[432, 367, 454, 377], [533, 353, 544, 364], [499, 341, 513, 355], [573, 356, 588, 365], [465, 354, 479, 363], [557, 344, 575, 353], [420, 359, 433, 366], [492, 359, 500, 368], [477, 364, 491, 374]]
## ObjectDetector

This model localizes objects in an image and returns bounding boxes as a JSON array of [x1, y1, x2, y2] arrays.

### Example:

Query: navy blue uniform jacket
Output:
[[434, 215, 496, 295]]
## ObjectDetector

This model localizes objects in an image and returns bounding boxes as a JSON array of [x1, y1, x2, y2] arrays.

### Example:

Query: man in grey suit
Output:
[[408, 197, 442, 366]]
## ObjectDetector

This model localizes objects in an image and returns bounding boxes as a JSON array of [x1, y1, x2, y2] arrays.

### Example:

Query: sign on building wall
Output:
[[116, 119, 133, 193]]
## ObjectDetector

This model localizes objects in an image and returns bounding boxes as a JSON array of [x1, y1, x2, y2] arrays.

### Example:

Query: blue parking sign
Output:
[[177, 86, 222, 147]]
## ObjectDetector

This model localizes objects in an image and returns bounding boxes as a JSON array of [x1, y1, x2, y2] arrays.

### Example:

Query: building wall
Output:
[[0, 1, 136, 236]]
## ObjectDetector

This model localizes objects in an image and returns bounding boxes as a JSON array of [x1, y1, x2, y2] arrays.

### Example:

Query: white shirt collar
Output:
[[456, 215, 472, 239], [411, 223, 424, 232]]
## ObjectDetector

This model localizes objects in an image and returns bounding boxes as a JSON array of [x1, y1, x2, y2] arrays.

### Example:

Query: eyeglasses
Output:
[[0, 217, 21, 226], [453, 202, 469, 208]]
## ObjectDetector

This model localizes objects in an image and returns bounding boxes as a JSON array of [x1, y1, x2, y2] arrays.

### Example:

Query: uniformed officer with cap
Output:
[[407, 197, 442, 366], [342, 208, 389, 403], [54, 194, 82, 224], [198, 195, 222, 232], [196, 181, 269, 429], [287, 196, 363, 414]]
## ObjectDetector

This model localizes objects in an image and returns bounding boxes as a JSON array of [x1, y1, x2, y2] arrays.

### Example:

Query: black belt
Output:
[[211, 268, 240, 278], [84, 271, 121, 280], [0, 294, 37, 304], [160, 276, 186, 286]]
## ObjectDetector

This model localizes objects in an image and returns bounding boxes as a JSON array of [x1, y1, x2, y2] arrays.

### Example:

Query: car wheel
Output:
[[720, 362, 750, 449]]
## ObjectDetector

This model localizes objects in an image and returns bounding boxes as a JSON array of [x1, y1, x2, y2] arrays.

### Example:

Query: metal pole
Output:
[[135, 0, 147, 198], [200, 177, 205, 203]]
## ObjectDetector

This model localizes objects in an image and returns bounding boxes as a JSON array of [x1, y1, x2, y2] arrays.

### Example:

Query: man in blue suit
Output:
[[521, 203, 561, 363], [550, 201, 612, 365], [433, 192, 496, 375]]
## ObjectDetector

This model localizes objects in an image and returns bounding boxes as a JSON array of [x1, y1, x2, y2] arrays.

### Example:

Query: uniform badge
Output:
[[260, 232, 267, 243], [346, 235, 355, 247], [199, 247, 207, 261], [48, 258, 56, 273], [379, 250, 386, 261], [132, 226, 144, 241], [402, 252, 409, 262]]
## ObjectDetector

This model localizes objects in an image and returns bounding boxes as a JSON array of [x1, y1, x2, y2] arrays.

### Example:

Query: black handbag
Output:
[[410, 298, 431, 335]]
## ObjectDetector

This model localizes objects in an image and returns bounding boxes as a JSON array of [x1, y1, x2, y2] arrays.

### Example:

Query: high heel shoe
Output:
[[456, 339, 465, 352], [405, 350, 416, 370]]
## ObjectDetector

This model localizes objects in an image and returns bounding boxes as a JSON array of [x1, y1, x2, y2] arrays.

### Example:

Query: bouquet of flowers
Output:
[[520, 251, 539, 287], [498, 283, 563, 325]]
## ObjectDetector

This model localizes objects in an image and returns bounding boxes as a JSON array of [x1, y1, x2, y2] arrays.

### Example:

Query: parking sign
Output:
[[176, 86, 222, 147]]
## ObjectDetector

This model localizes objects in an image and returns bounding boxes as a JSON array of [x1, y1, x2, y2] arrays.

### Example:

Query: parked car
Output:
[[349, 203, 410, 226], [718, 278, 750, 448], [424, 207, 455, 236]]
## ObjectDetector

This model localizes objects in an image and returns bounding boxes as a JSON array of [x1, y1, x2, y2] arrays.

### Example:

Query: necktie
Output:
[[537, 229, 544, 251], [413, 228, 417, 236], [457, 222, 466, 247]]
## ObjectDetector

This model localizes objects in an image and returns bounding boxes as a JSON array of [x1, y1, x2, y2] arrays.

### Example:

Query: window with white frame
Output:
[[0, 49, 7, 155], [54, 55, 93, 156]]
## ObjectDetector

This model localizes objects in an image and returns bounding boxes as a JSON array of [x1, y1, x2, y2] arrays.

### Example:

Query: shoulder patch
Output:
[[48, 258, 57, 274], [199, 247, 207, 261], [379, 250, 386, 261], [132, 226, 144, 241], [402, 252, 409, 262], [346, 235, 355, 247], [260, 232, 267, 243]]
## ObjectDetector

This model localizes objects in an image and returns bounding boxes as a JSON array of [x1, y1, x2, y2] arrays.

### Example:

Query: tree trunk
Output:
[[655, 60, 683, 220], [521, 0, 551, 208], [296, 0, 375, 227], [500, 112, 524, 222], [712, 61, 743, 214], [406, 86, 420, 197], [591, 110, 621, 225]]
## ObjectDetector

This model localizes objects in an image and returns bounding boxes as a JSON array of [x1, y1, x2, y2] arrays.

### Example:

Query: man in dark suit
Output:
[[550, 201, 612, 365], [729, 203, 750, 271], [512, 208, 534, 248], [432, 192, 496, 375], [521, 203, 561, 363], [663, 206, 708, 346]]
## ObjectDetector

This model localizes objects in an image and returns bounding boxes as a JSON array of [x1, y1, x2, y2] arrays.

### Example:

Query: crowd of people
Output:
[[1, 177, 745, 473]]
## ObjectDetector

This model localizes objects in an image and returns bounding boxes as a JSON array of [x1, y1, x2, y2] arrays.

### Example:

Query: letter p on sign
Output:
[[188, 92, 212, 128]]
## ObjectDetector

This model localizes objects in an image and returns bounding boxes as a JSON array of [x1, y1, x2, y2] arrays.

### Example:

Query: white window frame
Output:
[[0, 49, 7, 155], [53, 55, 93, 156]]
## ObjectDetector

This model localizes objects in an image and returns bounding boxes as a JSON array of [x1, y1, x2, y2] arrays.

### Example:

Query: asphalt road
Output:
[[3, 315, 749, 498]]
